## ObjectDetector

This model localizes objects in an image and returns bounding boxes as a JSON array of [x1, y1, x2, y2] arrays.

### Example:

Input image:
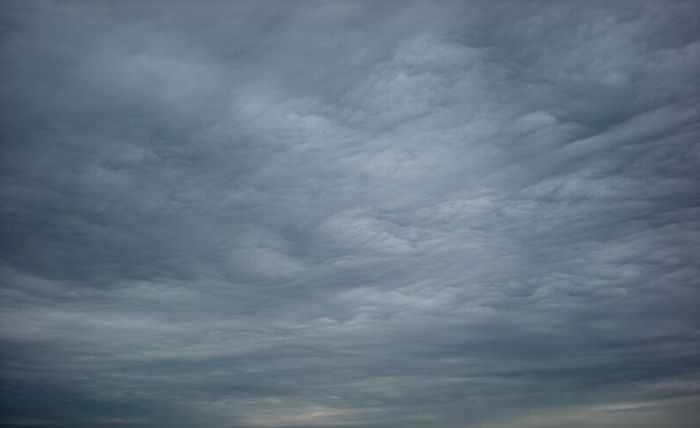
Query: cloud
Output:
[[1, 0, 699, 427]]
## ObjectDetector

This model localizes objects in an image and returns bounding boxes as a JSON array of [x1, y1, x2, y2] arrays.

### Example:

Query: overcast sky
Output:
[[1, 1, 699, 427]]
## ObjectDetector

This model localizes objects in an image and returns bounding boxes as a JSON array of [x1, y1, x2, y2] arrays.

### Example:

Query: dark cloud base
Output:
[[1, 1, 699, 427]]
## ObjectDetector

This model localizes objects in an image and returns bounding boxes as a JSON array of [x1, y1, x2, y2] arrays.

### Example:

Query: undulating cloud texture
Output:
[[1, 1, 699, 427]]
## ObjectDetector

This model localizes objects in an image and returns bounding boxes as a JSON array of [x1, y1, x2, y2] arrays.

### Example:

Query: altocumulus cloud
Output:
[[1, 1, 699, 427]]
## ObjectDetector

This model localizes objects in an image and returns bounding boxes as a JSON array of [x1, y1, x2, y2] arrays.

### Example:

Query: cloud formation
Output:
[[1, 1, 699, 427]]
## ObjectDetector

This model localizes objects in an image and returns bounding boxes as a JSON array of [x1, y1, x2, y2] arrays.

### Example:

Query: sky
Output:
[[0, 0, 699, 427]]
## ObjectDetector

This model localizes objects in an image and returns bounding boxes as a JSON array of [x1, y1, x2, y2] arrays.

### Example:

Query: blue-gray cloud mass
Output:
[[1, 1, 699, 427]]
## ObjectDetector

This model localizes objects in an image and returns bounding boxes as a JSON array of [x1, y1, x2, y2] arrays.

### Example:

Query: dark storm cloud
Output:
[[1, 1, 699, 427]]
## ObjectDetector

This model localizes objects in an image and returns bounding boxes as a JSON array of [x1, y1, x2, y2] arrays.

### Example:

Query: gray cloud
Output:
[[1, 1, 699, 427]]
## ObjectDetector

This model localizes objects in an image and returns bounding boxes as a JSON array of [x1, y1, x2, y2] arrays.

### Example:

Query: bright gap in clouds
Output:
[[1, 1, 699, 427]]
